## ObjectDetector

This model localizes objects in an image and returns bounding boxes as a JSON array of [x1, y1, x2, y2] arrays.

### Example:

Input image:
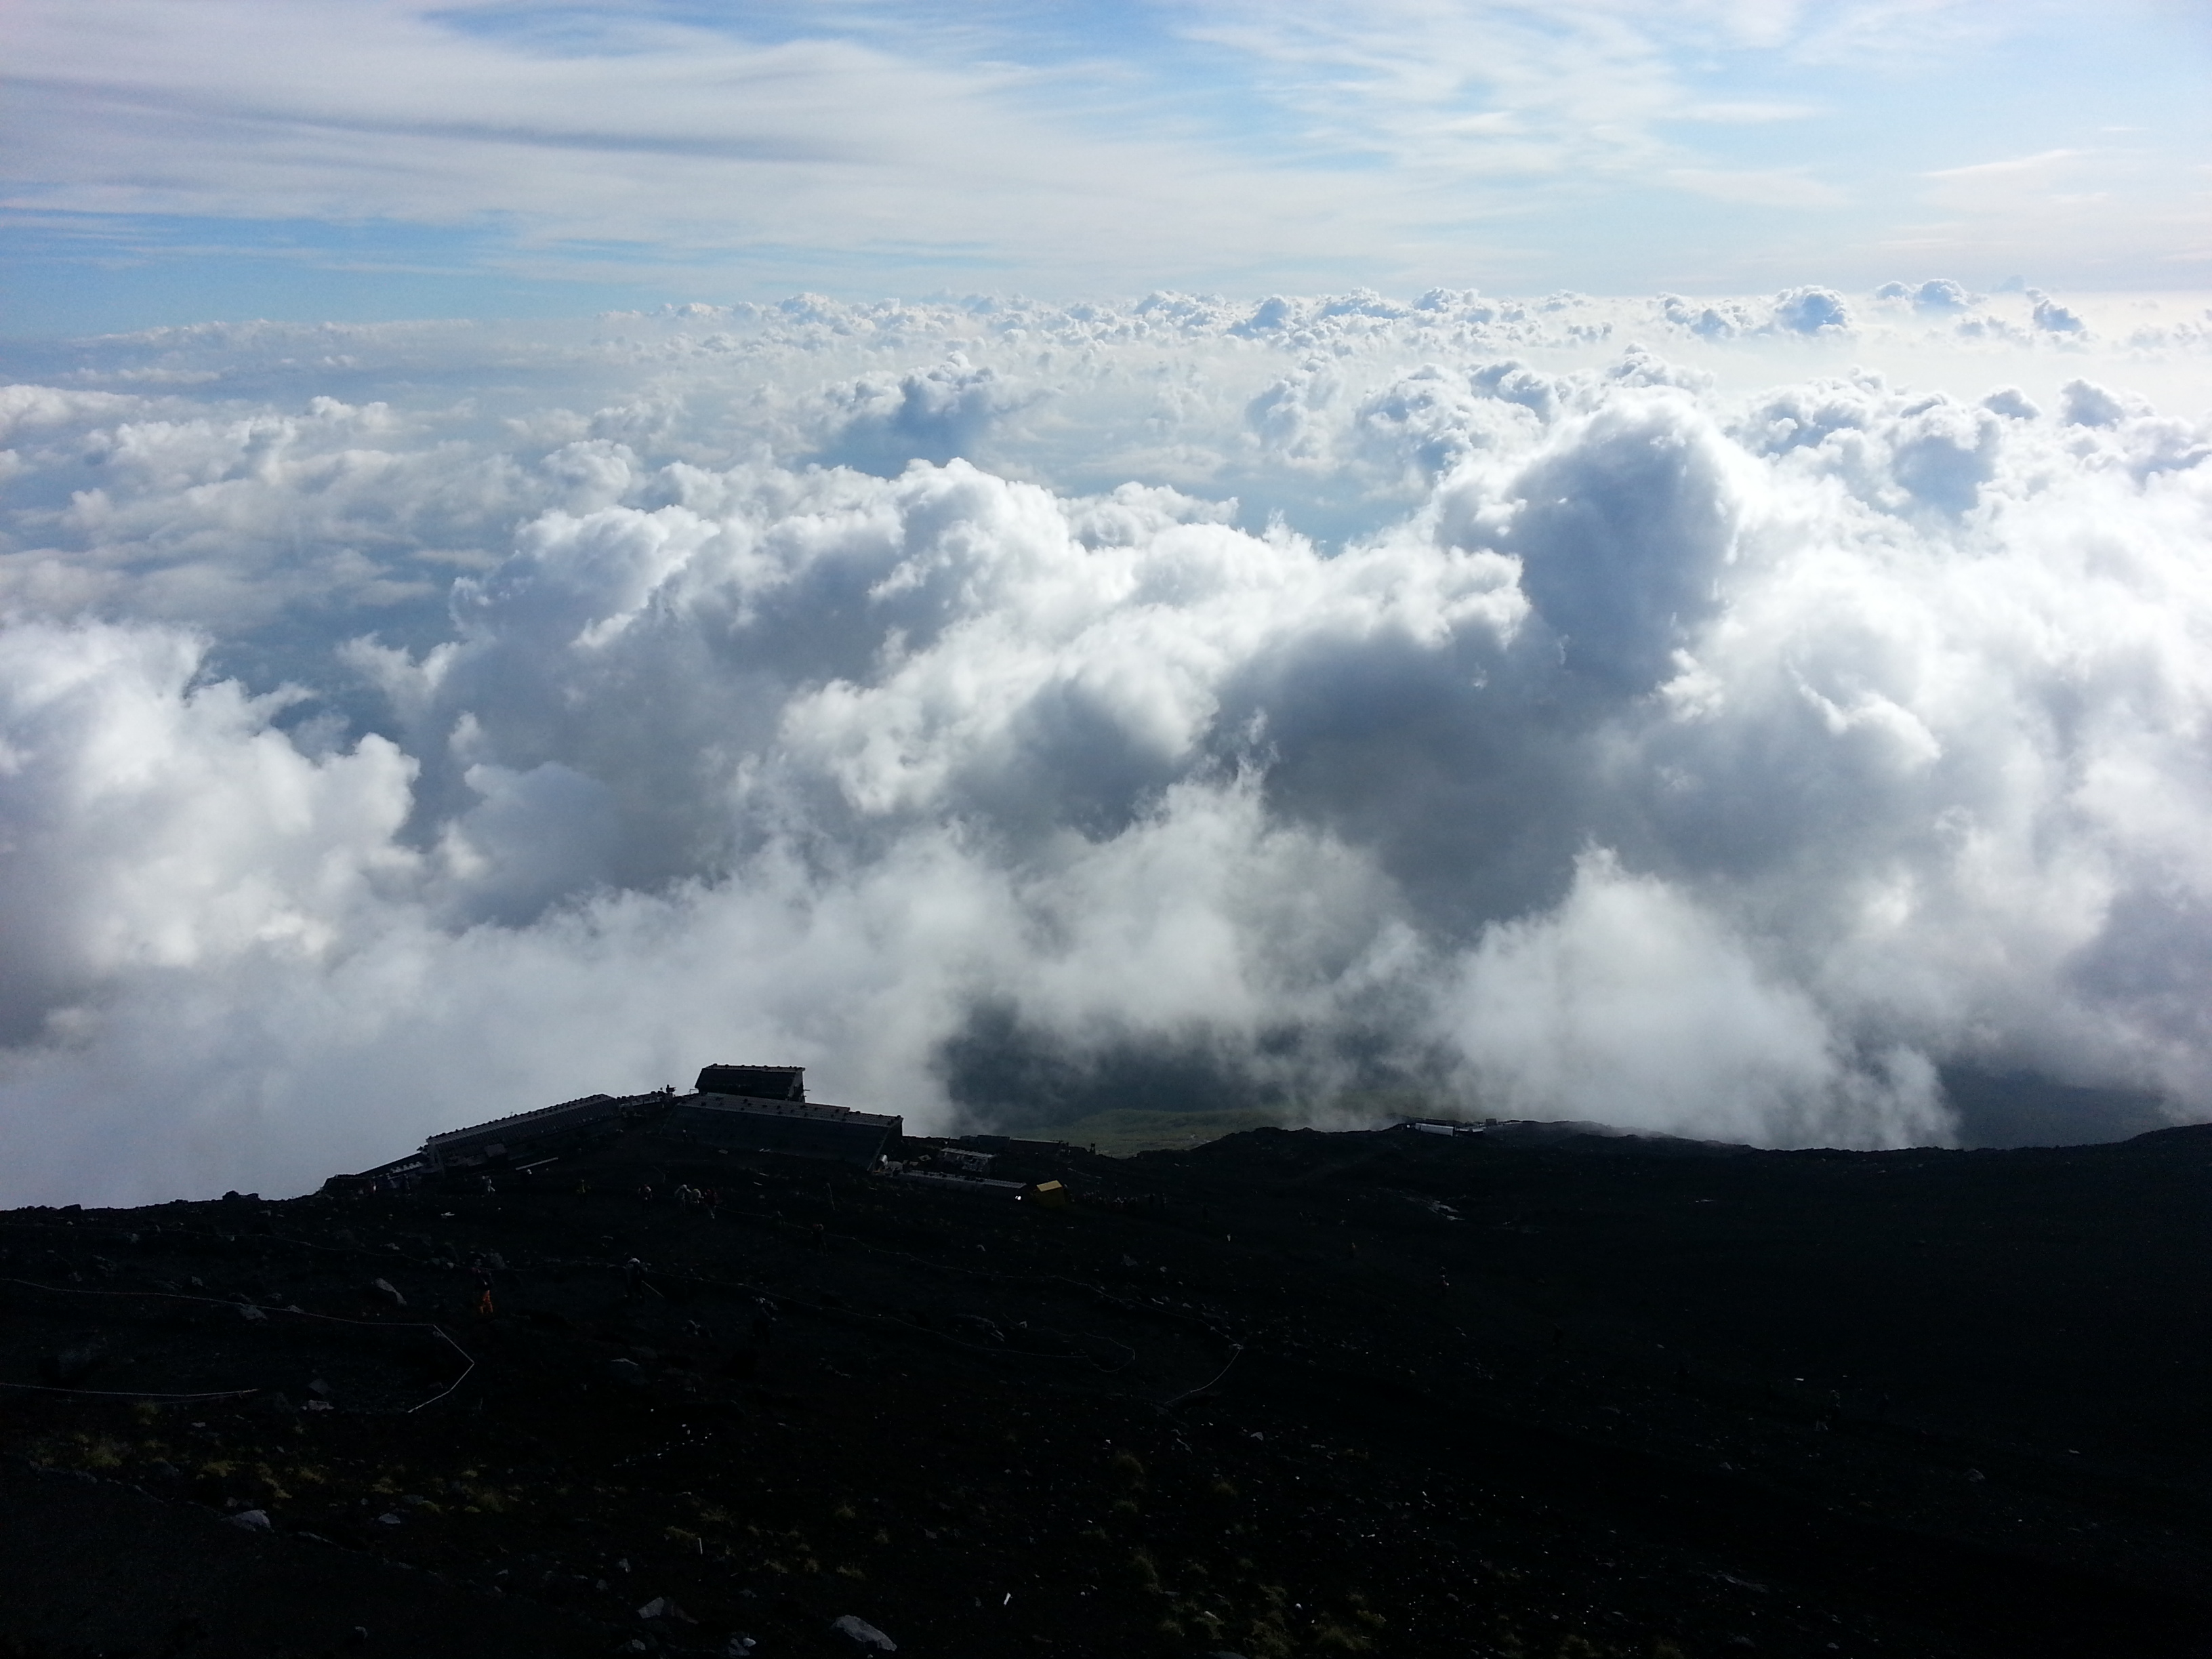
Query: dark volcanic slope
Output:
[[3, 1122, 2209, 1659]]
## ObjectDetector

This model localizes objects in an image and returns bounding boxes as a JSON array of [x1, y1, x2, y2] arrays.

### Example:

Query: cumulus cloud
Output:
[[1875, 279, 1978, 314], [2, 289, 2211, 1201], [812, 359, 1046, 476], [2032, 291, 2090, 335], [1771, 287, 1853, 336]]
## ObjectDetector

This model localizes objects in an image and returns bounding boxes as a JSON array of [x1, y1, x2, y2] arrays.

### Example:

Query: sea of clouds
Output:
[[3, 283, 2210, 1203]]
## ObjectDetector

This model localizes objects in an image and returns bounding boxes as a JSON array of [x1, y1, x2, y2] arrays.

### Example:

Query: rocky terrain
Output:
[[3, 1115, 2209, 1659]]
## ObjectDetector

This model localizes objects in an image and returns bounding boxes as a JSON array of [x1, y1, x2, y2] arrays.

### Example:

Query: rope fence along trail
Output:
[[0, 1278, 476, 1414]]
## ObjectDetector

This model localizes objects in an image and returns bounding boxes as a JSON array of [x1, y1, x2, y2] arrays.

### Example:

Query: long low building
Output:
[[325, 1064, 903, 1190], [423, 1091, 661, 1171], [668, 1064, 901, 1166], [669, 1094, 902, 1165]]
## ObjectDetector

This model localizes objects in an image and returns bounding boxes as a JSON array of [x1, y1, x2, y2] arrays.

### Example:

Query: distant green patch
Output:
[[1048, 1108, 1286, 1157]]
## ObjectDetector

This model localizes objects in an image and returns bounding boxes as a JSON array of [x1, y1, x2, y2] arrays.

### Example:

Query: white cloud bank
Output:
[[1, 287, 2210, 1202]]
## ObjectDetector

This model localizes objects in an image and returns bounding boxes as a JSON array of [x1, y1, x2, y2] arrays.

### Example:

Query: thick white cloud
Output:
[[1, 288, 2209, 1202], [0, 621, 417, 1041]]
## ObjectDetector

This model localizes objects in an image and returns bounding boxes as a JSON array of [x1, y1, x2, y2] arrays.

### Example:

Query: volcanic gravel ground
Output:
[[3, 1120, 2210, 1659]]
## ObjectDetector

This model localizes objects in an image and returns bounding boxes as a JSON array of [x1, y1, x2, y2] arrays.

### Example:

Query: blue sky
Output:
[[3, 3, 2209, 332]]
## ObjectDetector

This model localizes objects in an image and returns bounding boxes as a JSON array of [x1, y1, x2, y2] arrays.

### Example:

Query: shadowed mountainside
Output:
[[3, 1116, 2209, 1658]]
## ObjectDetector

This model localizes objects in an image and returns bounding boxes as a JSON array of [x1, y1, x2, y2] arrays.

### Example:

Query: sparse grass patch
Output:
[[83, 1436, 127, 1469]]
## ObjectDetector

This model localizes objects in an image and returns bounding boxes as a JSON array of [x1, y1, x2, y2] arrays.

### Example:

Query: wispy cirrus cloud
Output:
[[1, 5, 2205, 341], [1664, 167, 1850, 207], [1675, 100, 1826, 123], [1, 3, 1246, 245]]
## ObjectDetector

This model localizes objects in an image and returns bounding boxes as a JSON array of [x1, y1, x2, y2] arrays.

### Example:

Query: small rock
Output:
[[239, 1303, 267, 1322], [638, 1596, 696, 1623], [228, 1509, 272, 1531], [726, 1639, 758, 1657], [376, 1512, 404, 1526], [832, 1614, 897, 1652], [1965, 1468, 1986, 1483], [369, 1277, 406, 1307], [45, 1344, 104, 1386]]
